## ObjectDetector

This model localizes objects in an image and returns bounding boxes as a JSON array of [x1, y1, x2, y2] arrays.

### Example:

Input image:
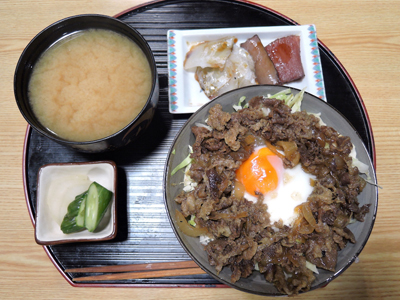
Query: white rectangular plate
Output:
[[167, 25, 326, 114]]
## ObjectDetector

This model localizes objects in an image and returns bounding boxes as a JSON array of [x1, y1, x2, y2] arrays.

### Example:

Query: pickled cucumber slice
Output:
[[60, 191, 87, 234], [75, 193, 86, 228], [84, 182, 113, 232]]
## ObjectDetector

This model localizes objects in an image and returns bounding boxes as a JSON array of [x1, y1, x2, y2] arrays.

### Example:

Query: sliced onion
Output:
[[306, 261, 319, 274], [175, 209, 208, 237], [194, 122, 213, 131], [210, 211, 248, 219], [276, 141, 300, 166], [298, 223, 314, 235], [235, 211, 248, 218], [265, 141, 285, 160], [301, 203, 316, 228], [232, 180, 245, 199], [244, 135, 255, 146]]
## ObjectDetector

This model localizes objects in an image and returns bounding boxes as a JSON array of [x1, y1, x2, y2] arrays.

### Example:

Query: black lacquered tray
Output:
[[23, 0, 375, 287]]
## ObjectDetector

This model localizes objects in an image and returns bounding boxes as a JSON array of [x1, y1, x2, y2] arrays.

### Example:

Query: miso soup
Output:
[[28, 28, 152, 142]]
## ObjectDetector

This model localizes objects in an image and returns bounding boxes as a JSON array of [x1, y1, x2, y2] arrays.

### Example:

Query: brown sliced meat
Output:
[[191, 125, 212, 157], [240, 35, 279, 85], [206, 104, 230, 131], [265, 35, 305, 83], [206, 168, 222, 199], [305, 235, 338, 272], [230, 258, 254, 283]]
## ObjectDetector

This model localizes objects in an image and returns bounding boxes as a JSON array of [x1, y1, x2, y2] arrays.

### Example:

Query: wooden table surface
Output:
[[1, 0, 398, 299]]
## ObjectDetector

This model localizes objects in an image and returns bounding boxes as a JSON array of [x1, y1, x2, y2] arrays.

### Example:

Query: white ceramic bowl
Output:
[[35, 161, 117, 245]]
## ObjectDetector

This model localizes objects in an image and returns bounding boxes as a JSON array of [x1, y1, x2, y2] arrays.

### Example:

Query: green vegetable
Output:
[[188, 215, 196, 227], [171, 145, 193, 176], [233, 96, 248, 111], [84, 182, 113, 232], [233, 88, 306, 114], [60, 182, 113, 234], [268, 88, 293, 101], [268, 88, 306, 112], [60, 191, 87, 234], [288, 88, 305, 113], [171, 154, 192, 176], [75, 193, 86, 228]]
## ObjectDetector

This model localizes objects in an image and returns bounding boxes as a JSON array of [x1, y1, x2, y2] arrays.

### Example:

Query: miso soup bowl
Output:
[[14, 14, 159, 153]]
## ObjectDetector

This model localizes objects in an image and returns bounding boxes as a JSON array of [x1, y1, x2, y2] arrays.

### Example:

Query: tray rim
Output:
[[22, 0, 376, 289]]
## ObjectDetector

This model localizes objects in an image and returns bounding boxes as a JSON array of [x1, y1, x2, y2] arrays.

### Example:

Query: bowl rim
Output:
[[14, 14, 158, 145], [163, 84, 378, 296]]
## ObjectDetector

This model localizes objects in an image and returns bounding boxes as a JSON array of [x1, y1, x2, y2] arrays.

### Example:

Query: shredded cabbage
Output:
[[171, 145, 193, 176], [267, 87, 306, 113], [183, 163, 197, 192], [289, 88, 305, 113], [233, 96, 248, 111], [173, 145, 197, 192], [233, 88, 306, 112], [267, 88, 293, 101], [350, 144, 370, 176]]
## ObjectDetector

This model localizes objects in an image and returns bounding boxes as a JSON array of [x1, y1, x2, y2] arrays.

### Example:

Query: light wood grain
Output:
[[1, 0, 399, 299]]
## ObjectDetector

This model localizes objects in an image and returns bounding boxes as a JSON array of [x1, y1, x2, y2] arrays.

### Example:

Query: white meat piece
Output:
[[184, 36, 237, 70], [196, 44, 257, 99]]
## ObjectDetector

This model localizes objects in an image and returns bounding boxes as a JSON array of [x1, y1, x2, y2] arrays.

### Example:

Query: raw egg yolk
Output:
[[236, 147, 280, 196]]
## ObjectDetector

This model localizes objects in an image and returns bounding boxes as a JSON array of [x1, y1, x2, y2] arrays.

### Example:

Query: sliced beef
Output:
[[305, 234, 338, 272], [240, 35, 279, 85], [206, 168, 222, 199], [206, 104, 231, 131], [265, 35, 305, 83]]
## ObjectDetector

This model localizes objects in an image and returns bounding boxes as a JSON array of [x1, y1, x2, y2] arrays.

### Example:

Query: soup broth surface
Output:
[[29, 28, 152, 142]]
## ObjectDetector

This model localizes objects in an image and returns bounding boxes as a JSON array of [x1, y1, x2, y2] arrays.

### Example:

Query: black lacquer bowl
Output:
[[164, 85, 378, 296], [14, 14, 159, 153]]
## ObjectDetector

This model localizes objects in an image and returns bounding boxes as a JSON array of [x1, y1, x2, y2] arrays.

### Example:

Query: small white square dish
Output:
[[35, 161, 117, 245], [167, 25, 326, 114]]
